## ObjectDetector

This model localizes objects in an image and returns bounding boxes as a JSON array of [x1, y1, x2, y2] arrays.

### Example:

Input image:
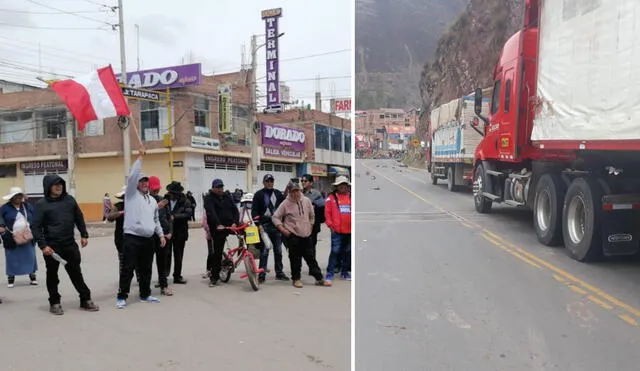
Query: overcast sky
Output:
[[0, 0, 351, 111]]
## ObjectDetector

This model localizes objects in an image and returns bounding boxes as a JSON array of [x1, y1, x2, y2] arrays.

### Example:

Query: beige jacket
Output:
[[272, 195, 314, 238]]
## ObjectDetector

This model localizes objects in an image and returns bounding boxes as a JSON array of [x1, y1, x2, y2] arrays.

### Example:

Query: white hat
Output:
[[2, 186, 24, 201], [332, 176, 351, 186], [240, 193, 254, 203], [114, 185, 126, 198]]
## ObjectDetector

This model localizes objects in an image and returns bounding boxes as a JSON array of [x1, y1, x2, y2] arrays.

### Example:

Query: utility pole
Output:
[[135, 24, 140, 70], [118, 0, 131, 183], [65, 111, 76, 197], [247, 35, 259, 192]]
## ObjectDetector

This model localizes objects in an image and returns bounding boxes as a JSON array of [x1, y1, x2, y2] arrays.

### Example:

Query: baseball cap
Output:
[[148, 176, 161, 191], [137, 172, 149, 182], [212, 179, 224, 188], [263, 174, 274, 181]]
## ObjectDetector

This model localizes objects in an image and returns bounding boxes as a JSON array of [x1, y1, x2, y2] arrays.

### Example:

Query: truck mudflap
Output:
[[600, 194, 640, 257]]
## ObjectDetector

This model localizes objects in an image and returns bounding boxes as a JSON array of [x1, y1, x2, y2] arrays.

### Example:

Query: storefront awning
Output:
[[328, 166, 350, 176]]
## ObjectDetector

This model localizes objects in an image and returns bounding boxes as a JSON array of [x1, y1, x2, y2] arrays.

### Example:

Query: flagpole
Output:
[[66, 111, 76, 198], [117, 0, 131, 184]]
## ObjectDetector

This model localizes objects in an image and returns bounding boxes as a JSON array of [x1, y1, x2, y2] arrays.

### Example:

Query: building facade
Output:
[[0, 64, 351, 220], [355, 108, 419, 151]]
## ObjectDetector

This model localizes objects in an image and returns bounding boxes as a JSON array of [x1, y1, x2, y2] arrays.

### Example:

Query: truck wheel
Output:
[[447, 167, 457, 192], [431, 174, 438, 185], [562, 177, 603, 262], [473, 164, 492, 213], [533, 174, 566, 246]]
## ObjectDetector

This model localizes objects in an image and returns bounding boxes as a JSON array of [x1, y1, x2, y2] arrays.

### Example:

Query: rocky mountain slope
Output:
[[416, 0, 523, 139], [355, 0, 468, 109]]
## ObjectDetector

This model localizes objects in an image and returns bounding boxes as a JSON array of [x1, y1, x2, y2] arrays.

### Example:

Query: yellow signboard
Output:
[[218, 84, 232, 134]]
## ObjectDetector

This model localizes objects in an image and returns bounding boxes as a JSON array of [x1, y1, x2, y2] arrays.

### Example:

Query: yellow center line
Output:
[[587, 295, 614, 310], [362, 162, 640, 322]]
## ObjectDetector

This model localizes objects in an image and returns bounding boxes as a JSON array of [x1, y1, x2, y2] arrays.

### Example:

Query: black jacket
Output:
[[251, 187, 284, 231], [165, 192, 192, 239], [203, 190, 239, 230], [32, 174, 89, 249], [151, 194, 172, 236]]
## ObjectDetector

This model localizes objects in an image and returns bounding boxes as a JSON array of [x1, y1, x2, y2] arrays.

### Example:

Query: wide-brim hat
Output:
[[240, 193, 254, 203], [332, 176, 351, 186], [114, 185, 126, 198], [166, 181, 184, 193], [2, 186, 24, 201]]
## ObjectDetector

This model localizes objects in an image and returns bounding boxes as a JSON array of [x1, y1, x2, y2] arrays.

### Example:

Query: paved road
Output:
[[355, 159, 640, 371], [0, 227, 349, 371]]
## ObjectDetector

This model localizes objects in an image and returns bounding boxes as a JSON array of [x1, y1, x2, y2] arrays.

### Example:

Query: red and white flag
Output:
[[50, 65, 131, 131]]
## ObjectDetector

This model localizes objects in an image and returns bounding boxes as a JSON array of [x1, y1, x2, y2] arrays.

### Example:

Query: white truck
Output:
[[428, 92, 490, 191]]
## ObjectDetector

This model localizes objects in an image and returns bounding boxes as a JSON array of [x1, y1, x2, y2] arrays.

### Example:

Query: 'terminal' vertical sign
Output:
[[261, 8, 282, 110]]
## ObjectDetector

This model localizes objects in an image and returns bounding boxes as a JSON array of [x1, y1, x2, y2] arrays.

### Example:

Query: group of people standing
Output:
[[0, 145, 351, 312]]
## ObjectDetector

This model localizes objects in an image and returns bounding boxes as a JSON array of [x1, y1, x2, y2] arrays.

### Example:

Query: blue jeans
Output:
[[327, 232, 351, 275], [259, 228, 284, 279]]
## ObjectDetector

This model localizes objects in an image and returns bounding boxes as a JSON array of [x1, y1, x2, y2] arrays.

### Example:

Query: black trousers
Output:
[[286, 235, 323, 282], [207, 230, 229, 281], [118, 234, 155, 300], [206, 238, 213, 272], [44, 242, 91, 305], [154, 235, 169, 288], [167, 237, 186, 279], [310, 223, 321, 258]]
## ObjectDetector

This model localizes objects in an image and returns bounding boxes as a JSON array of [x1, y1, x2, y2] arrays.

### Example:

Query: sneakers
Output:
[[116, 299, 126, 309], [292, 280, 303, 288], [173, 277, 187, 284], [80, 300, 100, 312], [160, 287, 173, 296], [29, 274, 38, 285], [275, 274, 290, 281], [209, 280, 218, 287], [341, 272, 352, 281], [49, 304, 64, 315], [7, 283, 14, 288], [139, 296, 160, 303]]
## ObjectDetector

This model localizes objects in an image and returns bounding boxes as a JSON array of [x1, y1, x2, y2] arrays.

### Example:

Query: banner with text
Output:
[[261, 122, 305, 152], [262, 8, 282, 109], [116, 63, 201, 90], [218, 84, 232, 134]]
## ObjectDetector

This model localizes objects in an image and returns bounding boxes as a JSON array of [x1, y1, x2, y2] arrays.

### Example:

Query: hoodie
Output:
[[271, 194, 314, 238], [123, 158, 163, 238], [31, 174, 89, 249]]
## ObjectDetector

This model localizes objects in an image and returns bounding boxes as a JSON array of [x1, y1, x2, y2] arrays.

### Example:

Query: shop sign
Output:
[[116, 63, 202, 90], [204, 155, 249, 166], [191, 136, 220, 151], [121, 87, 161, 102], [261, 8, 282, 109], [309, 163, 327, 176], [261, 122, 305, 151], [20, 160, 68, 172], [263, 146, 302, 159]]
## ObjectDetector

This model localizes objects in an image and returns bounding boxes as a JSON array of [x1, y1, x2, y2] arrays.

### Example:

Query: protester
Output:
[[272, 181, 325, 288], [116, 149, 166, 309], [324, 176, 352, 285], [186, 191, 197, 221], [203, 178, 239, 287], [301, 174, 325, 259], [0, 186, 38, 288], [165, 181, 192, 285], [251, 174, 289, 283], [31, 175, 99, 315], [107, 186, 126, 277], [149, 176, 173, 296]]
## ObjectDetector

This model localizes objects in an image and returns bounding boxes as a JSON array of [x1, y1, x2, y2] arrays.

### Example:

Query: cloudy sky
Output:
[[0, 0, 351, 111]]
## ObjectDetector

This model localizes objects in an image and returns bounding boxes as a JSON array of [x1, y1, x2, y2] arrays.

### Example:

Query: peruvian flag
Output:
[[50, 65, 131, 131]]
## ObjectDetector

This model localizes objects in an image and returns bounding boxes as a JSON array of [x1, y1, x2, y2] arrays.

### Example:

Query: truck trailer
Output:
[[429, 92, 490, 191], [472, 0, 640, 262]]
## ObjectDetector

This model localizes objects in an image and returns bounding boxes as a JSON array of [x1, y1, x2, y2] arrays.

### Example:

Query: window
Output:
[[0, 112, 35, 143], [330, 128, 343, 152], [315, 124, 330, 150], [84, 119, 104, 136], [257, 163, 293, 172], [194, 97, 209, 128], [491, 80, 502, 115], [504, 79, 512, 113], [140, 101, 172, 142], [343, 130, 351, 153], [39, 109, 67, 139], [0, 164, 16, 178]]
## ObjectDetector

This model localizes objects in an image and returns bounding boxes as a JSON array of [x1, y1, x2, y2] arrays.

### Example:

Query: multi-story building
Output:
[[0, 63, 350, 220], [355, 108, 419, 150]]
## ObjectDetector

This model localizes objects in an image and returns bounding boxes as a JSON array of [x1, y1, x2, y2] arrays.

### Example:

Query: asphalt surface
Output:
[[355, 159, 640, 371], [0, 227, 349, 371]]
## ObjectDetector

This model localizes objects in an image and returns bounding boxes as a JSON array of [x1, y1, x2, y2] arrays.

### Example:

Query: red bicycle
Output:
[[219, 221, 264, 291]]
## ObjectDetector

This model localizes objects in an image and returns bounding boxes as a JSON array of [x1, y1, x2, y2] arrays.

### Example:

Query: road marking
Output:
[[362, 161, 640, 327], [587, 295, 614, 310]]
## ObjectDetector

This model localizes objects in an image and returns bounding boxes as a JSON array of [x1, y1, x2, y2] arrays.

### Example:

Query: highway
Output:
[[355, 159, 640, 371]]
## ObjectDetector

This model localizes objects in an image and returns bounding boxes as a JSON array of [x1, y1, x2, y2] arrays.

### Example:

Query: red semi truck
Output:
[[472, 0, 640, 262]]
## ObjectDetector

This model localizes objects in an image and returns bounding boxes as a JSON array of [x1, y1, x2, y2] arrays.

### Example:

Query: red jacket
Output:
[[324, 192, 351, 234]]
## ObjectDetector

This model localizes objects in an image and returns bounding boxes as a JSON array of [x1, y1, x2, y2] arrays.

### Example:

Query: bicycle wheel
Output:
[[220, 258, 233, 283], [243, 254, 259, 291]]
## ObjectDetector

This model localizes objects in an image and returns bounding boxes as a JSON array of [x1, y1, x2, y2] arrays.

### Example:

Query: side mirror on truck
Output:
[[474, 88, 483, 115]]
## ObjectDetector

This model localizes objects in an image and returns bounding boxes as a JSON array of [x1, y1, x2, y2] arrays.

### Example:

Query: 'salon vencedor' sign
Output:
[[261, 122, 305, 151]]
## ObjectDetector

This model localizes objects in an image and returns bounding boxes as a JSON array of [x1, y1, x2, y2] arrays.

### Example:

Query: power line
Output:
[[279, 49, 350, 62], [0, 34, 115, 62], [80, 0, 113, 8], [0, 7, 105, 14], [25, 0, 114, 26], [0, 22, 108, 30]]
